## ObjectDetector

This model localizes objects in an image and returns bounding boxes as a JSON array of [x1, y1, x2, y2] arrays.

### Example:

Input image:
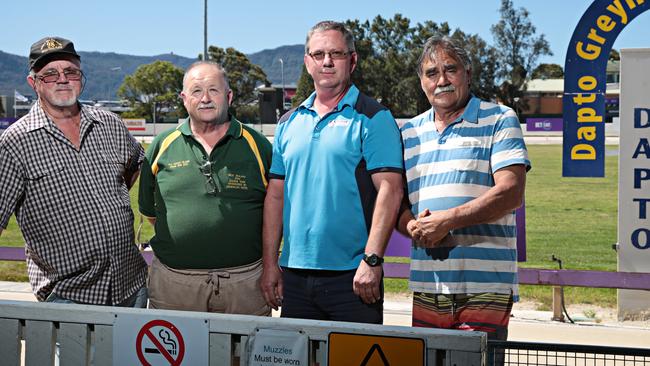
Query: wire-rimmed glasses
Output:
[[307, 49, 351, 61], [35, 68, 84, 83]]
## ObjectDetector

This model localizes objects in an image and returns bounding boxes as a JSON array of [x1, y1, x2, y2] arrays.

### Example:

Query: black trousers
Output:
[[280, 267, 383, 324]]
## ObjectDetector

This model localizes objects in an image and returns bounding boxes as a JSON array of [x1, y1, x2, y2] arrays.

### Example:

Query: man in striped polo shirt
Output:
[[397, 36, 531, 341]]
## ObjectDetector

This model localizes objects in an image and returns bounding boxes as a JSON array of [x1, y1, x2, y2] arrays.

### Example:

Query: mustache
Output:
[[198, 103, 216, 109], [434, 85, 455, 95]]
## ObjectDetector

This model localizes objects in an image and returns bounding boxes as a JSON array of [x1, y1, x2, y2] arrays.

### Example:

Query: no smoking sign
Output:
[[114, 313, 208, 366], [136, 320, 185, 366]]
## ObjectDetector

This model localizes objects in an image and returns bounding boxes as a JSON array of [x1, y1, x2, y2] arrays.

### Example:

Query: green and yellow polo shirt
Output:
[[138, 117, 272, 269]]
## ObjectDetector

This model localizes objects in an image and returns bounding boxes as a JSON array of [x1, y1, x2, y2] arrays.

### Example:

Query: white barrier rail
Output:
[[0, 300, 486, 366]]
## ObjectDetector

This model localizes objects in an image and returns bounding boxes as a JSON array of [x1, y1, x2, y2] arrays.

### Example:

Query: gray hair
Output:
[[305, 21, 356, 54], [183, 60, 230, 91], [417, 36, 471, 77]]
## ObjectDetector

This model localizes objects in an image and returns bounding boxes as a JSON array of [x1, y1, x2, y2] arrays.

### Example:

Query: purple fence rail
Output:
[[3, 246, 650, 290]]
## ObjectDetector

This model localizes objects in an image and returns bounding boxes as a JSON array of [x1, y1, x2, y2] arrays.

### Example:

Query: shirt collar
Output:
[[298, 84, 359, 113], [179, 114, 243, 139], [438, 95, 480, 124], [24, 100, 100, 132], [80, 104, 107, 126]]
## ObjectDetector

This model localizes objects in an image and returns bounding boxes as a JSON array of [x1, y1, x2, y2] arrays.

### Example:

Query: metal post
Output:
[[204, 0, 208, 60], [552, 286, 565, 321], [152, 101, 156, 135]]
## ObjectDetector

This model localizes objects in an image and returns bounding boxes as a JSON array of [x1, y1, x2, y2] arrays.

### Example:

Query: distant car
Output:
[[94, 100, 131, 113], [79, 100, 96, 106]]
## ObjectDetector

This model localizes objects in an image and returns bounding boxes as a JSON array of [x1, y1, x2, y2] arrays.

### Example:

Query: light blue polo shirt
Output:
[[270, 84, 403, 270]]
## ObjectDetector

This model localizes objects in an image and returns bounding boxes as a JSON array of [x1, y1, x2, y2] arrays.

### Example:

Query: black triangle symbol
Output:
[[359, 343, 389, 366]]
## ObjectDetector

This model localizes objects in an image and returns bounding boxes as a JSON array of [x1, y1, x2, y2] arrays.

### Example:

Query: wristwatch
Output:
[[363, 253, 384, 267]]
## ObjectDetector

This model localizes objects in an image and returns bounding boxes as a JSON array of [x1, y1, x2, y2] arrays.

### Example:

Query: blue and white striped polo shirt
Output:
[[400, 96, 531, 298]]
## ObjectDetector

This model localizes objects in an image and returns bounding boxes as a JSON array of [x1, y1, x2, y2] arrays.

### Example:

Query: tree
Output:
[[491, 0, 552, 113], [118, 61, 185, 122], [207, 46, 270, 120], [531, 63, 564, 79], [450, 31, 499, 103], [609, 49, 620, 61], [292, 65, 314, 107], [364, 15, 415, 115]]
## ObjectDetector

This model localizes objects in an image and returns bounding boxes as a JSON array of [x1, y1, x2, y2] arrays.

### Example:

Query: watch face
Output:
[[365, 254, 381, 266]]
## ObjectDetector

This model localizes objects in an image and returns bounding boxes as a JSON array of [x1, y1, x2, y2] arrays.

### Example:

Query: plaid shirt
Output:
[[0, 101, 147, 304]]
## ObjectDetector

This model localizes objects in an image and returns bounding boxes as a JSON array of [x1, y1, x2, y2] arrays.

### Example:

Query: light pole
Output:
[[152, 100, 157, 135], [109, 66, 122, 101], [278, 58, 285, 112], [203, 0, 208, 60]]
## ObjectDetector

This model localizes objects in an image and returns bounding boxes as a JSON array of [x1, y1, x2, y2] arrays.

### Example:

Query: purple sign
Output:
[[516, 203, 526, 262], [526, 117, 563, 132], [0, 118, 17, 130]]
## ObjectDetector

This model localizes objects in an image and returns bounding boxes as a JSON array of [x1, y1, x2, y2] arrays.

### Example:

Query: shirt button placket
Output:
[[313, 117, 321, 140]]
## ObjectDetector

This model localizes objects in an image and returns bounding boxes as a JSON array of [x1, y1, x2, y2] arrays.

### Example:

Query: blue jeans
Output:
[[280, 267, 383, 324], [45, 286, 148, 308]]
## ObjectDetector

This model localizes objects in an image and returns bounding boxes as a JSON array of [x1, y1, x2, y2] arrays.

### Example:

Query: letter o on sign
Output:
[[631, 228, 650, 250]]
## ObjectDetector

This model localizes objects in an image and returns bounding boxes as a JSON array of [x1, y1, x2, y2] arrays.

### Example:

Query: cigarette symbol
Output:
[[144, 329, 178, 355]]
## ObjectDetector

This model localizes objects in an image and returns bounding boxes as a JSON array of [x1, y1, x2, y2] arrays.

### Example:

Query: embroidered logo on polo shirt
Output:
[[449, 137, 482, 147], [167, 160, 190, 169], [225, 173, 248, 190], [328, 119, 351, 127]]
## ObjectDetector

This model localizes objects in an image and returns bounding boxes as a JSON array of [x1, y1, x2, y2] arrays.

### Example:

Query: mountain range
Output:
[[0, 44, 304, 100]]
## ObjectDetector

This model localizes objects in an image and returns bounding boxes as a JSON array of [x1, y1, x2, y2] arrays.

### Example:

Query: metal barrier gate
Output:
[[0, 299, 486, 366], [488, 340, 650, 366]]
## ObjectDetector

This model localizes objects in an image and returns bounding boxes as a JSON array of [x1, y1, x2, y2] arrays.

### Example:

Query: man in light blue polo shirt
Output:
[[397, 36, 530, 342], [260, 20, 403, 324]]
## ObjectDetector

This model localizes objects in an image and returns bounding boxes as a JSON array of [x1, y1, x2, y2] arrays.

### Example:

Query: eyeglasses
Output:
[[199, 160, 222, 195], [35, 69, 83, 83], [308, 50, 351, 61]]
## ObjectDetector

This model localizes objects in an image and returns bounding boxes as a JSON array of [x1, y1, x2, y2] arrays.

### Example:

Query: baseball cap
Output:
[[29, 36, 81, 70]]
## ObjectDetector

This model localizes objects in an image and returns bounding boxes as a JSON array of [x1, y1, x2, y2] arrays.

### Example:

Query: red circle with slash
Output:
[[136, 319, 185, 366]]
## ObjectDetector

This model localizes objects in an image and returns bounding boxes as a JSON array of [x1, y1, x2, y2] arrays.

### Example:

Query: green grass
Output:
[[0, 144, 621, 308], [517, 144, 619, 308]]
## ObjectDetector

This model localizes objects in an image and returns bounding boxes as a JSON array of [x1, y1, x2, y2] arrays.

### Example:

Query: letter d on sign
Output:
[[571, 144, 596, 160], [635, 108, 650, 128]]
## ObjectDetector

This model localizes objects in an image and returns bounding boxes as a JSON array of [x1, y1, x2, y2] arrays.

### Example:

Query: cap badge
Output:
[[41, 38, 63, 52]]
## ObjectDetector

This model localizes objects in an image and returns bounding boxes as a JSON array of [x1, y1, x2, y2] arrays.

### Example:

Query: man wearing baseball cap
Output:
[[0, 36, 148, 307]]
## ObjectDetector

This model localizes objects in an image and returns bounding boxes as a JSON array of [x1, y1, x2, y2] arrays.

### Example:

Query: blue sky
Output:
[[4, 0, 649, 66]]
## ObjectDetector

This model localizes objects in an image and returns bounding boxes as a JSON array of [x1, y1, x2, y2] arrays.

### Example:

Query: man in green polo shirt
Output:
[[138, 60, 272, 315]]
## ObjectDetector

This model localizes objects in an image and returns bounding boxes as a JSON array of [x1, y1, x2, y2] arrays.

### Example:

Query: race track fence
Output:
[[488, 340, 650, 365], [0, 299, 486, 366], [4, 245, 650, 290]]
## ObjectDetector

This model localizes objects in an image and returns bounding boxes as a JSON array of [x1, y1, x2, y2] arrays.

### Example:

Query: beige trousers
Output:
[[148, 256, 270, 316]]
